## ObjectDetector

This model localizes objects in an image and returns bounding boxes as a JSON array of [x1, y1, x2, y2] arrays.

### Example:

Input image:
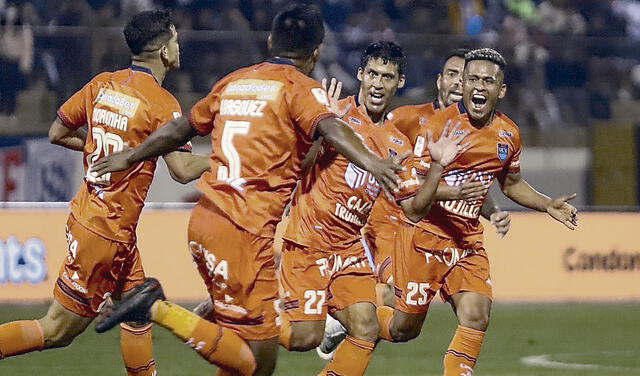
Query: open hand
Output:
[[546, 193, 578, 230], [368, 157, 406, 196], [89, 149, 135, 178], [456, 173, 488, 202], [322, 78, 351, 118], [426, 120, 470, 167]]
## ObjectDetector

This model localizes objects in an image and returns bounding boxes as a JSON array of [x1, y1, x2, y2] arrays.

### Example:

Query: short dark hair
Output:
[[464, 48, 507, 71], [271, 3, 325, 59], [445, 48, 471, 62], [124, 10, 174, 56], [359, 41, 406, 75]]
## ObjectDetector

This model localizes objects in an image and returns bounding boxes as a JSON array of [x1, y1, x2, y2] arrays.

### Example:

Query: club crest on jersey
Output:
[[349, 117, 361, 125], [388, 149, 398, 157], [497, 143, 509, 161]]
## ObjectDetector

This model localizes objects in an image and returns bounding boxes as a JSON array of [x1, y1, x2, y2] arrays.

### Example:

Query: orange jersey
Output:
[[406, 102, 522, 249], [58, 66, 188, 243], [284, 96, 418, 251], [365, 101, 440, 235], [188, 58, 337, 238]]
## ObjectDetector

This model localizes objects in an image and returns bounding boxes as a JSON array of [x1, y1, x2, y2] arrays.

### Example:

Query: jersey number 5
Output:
[[86, 127, 124, 185], [218, 120, 250, 187]]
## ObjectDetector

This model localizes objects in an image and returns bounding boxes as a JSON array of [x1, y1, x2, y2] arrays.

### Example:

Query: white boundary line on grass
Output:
[[521, 352, 640, 372]]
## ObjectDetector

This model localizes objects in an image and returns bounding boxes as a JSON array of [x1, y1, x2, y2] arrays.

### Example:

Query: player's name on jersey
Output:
[[438, 199, 481, 219], [220, 99, 267, 117], [92, 108, 129, 131]]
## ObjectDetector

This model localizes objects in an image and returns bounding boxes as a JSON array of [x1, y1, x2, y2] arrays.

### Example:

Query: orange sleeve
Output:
[[508, 137, 522, 174], [57, 81, 93, 130], [188, 89, 220, 136], [286, 79, 337, 139]]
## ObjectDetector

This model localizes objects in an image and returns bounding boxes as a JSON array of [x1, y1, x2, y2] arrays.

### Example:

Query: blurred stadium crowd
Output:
[[2, 0, 640, 129]]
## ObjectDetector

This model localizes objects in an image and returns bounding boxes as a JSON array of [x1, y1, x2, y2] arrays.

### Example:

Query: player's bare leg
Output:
[[376, 307, 428, 343], [0, 299, 91, 359], [246, 338, 279, 376], [318, 302, 379, 375], [332, 302, 379, 343], [442, 291, 490, 375], [37, 300, 93, 349], [450, 291, 491, 331], [283, 320, 325, 351]]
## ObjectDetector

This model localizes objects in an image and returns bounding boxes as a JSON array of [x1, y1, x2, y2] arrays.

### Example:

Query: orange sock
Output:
[[0, 320, 44, 358], [318, 335, 375, 376], [152, 300, 256, 376], [279, 314, 292, 350], [443, 325, 485, 376], [376, 306, 395, 342], [120, 323, 156, 376]]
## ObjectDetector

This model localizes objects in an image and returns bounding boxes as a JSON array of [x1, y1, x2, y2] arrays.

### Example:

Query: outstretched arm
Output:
[[48, 118, 87, 151], [500, 170, 577, 230], [91, 116, 197, 177]]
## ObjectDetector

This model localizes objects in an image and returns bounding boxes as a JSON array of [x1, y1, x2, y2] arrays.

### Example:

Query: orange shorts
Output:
[[53, 214, 144, 318], [188, 198, 278, 341], [279, 239, 376, 322], [393, 223, 492, 315], [362, 223, 396, 285]]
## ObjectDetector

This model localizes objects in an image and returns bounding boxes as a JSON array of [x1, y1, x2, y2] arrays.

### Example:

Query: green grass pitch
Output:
[[0, 302, 638, 375]]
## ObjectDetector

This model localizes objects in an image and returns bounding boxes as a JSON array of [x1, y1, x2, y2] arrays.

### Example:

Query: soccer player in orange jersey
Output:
[[364, 48, 511, 308], [0, 10, 209, 376], [89, 5, 416, 376], [277, 41, 472, 376], [373, 48, 578, 376]]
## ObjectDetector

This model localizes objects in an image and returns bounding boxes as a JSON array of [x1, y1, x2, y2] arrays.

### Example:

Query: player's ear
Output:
[[267, 34, 273, 53], [498, 83, 507, 99], [397, 74, 406, 89], [436, 73, 442, 92], [357, 67, 364, 82], [160, 44, 169, 62]]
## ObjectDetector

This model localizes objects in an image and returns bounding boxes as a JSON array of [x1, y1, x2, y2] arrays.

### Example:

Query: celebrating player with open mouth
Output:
[[375, 48, 577, 376], [279, 41, 470, 375], [361, 48, 512, 309]]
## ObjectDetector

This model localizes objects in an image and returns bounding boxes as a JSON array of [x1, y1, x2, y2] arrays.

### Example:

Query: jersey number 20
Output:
[[86, 127, 124, 185]]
